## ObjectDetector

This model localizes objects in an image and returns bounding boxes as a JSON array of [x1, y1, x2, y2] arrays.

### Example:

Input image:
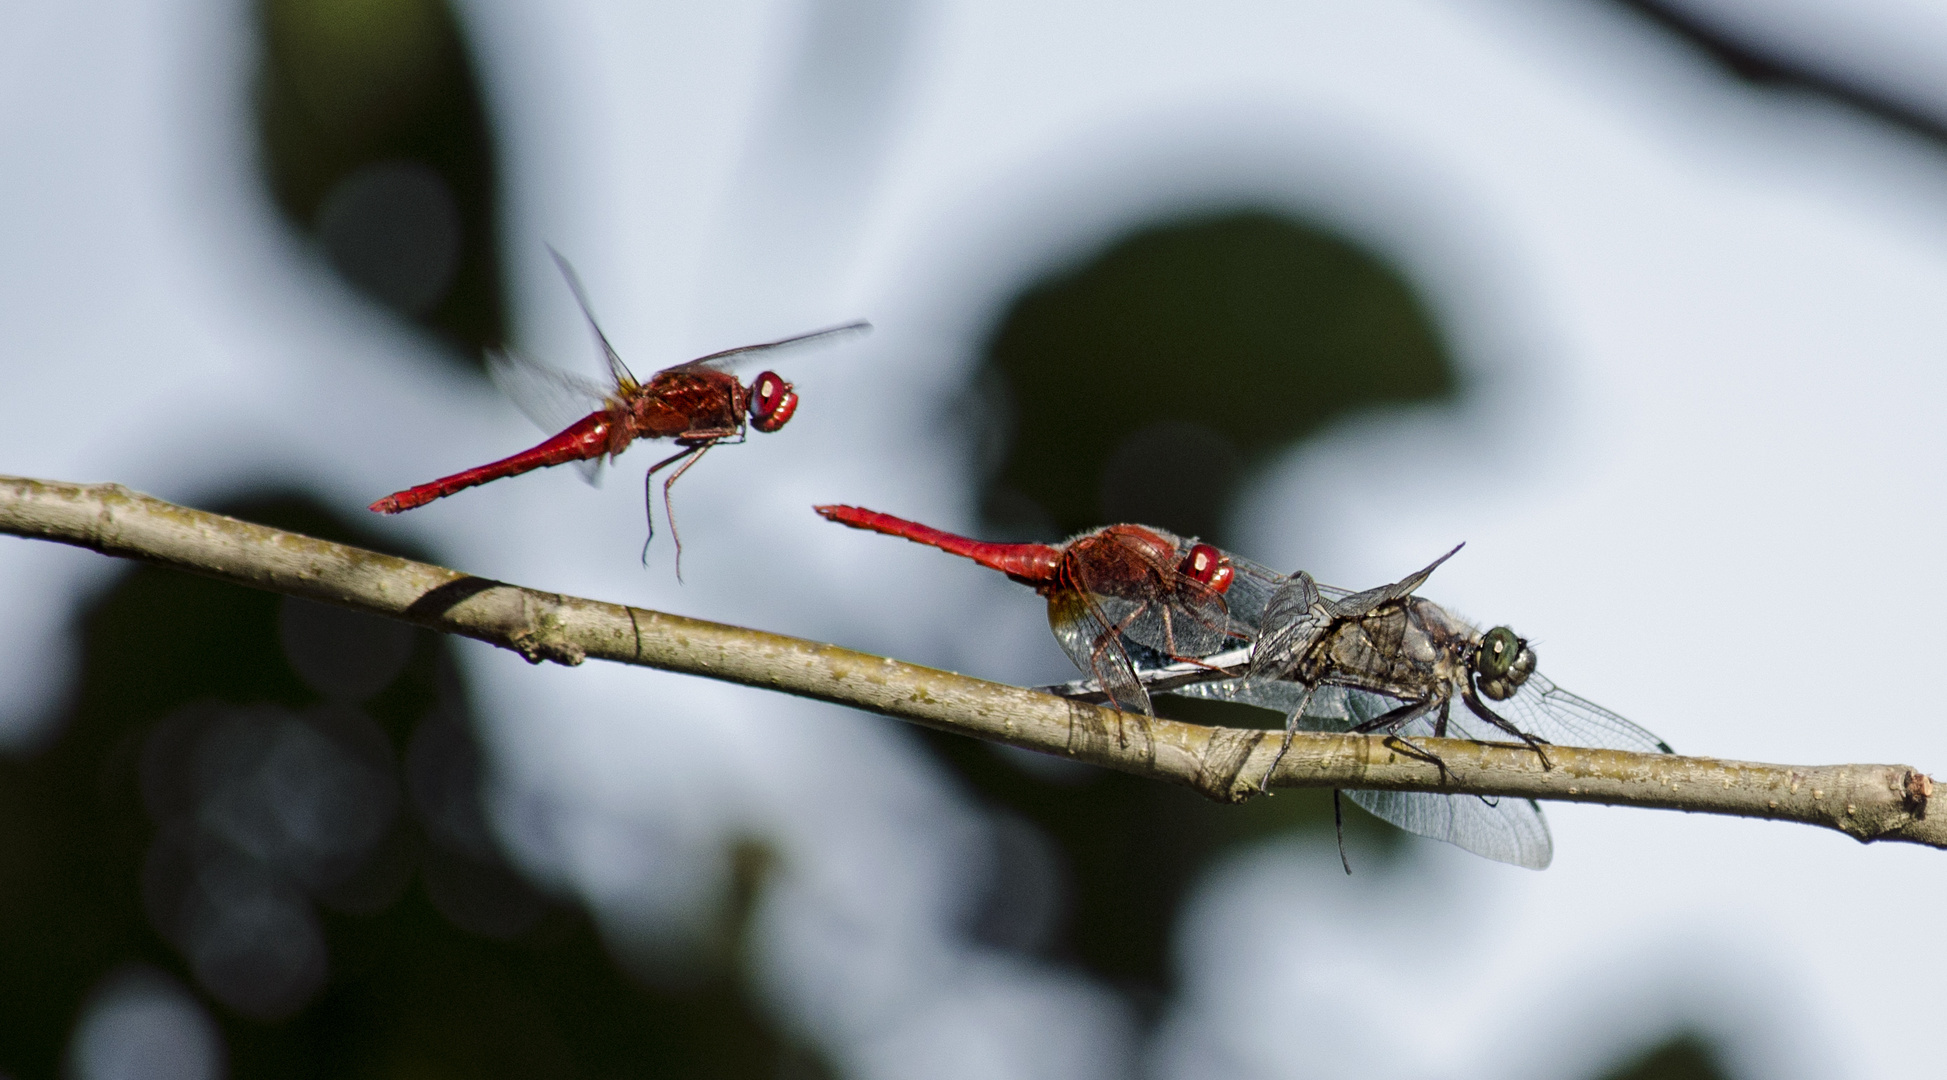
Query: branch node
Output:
[[508, 627, 587, 666], [1906, 770, 1933, 818]]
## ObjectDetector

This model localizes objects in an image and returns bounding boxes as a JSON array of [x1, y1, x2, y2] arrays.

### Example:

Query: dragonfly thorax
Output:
[[632, 368, 743, 439], [1473, 625, 1536, 701]]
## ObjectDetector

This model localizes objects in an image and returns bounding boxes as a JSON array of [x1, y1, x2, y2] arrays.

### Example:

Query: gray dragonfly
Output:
[[1044, 546, 1673, 869]]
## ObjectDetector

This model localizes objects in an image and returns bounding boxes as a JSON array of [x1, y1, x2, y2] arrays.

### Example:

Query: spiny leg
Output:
[[1333, 789, 1352, 875], [1347, 697, 1450, 785], [1461, 684, 1554, 770], [640, 444, 701, 566], [1257, 684, 1315, 794], [1381, 734, 1451, 787], [659, 441, 717, 582]]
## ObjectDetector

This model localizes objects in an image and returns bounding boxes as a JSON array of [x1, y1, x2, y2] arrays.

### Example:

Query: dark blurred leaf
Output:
[[256, 0, 505, 358], [1593, 1031, 1735, 1080], [978, 210, 1454, 544]]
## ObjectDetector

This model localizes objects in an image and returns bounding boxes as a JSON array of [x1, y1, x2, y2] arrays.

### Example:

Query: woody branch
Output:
[[0, 474, 1936, 849]]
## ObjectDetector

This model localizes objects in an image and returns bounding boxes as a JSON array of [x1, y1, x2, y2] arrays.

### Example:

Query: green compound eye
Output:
[[1477, 626, 1520, 680]]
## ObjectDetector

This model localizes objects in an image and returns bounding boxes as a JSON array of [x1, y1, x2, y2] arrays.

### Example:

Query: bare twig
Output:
[[0, 475, 1935, 849]]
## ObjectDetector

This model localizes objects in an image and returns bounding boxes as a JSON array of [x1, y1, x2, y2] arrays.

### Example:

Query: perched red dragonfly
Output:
[[372, 251, 867, 569], [815, 504, 1278, 716]]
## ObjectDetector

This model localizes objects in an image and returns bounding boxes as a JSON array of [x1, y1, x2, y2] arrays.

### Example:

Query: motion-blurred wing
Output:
[[485, 348, 610, 484], [548, 247, 636, 389], [677, 320, 871, 372]]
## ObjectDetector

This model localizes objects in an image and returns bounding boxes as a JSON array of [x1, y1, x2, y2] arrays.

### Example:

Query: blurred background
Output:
[[4, 0, 1947, 1077]]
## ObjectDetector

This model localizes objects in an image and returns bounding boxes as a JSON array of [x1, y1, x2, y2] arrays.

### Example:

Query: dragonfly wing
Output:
[[678, 320, 871, 372], [1167, 675, 1308, 714], [1042, 646, 1249, 703], [547, 248, 637, 388], [1219, 553, 1289, 638], [1490, 673, 1674, 754], [1049, 593, 1152, 716], [1345, 789, 1553, 869], [1247, 572, 1327, 682], [486, 348, 611, 435], [1327, 544, 1464, 618], [1166, 676, 1555, 867], [1142, 578, 1232, 659]]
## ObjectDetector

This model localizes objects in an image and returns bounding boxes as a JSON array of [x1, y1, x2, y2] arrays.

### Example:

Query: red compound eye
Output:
[[749, 372, 798, 432], [1180, 543, 1233, 593]]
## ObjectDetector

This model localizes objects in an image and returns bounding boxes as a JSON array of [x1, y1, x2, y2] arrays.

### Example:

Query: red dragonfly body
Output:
[[373, 251, 863, 569], [369, 364, 793, 515], [814, 504, 1246, 716]]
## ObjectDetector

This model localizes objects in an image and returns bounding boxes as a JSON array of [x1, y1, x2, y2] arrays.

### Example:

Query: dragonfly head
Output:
[[1178, 543, 1234, 594], [749, 371, 799, 433], [1473, 625, 1536, 701]]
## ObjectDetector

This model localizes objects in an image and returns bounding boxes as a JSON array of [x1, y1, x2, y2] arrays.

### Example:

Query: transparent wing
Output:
[[1219, 553, 1289, 637], [1246, 571, 1328, 683], [484, 348, 610, 484], [1166, 674, 1306, 713], [1037, 646, 1248, 703], [1180, 682, 1555, 869], [1492, 673, 1675, 755], [548, 247, 637, 388], [676, 320, 871, 373], [1326, 544, 1462, 618], [486, 348, 609, 433], [1104, 587, 1231, 661], [1346, 789, 1553, 869], [1314, 683, 1561, 869], [1048, 592, 1152, 716]]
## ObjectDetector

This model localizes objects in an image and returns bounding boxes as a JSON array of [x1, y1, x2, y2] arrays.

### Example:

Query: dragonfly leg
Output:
[[640, 444, 702, 567], [1382, 734, 1450, 787], [658, 441, 717, 582], [1348, 697, 1449, 785], [1257, 685, 1315, 794], [1460, 684, 1554, 770], [1333, 789, 1352, 875]]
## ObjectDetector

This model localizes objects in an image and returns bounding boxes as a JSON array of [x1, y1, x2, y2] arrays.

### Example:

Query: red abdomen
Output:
[[814, 505, 1064, 584], [371, 411, 618, 514]]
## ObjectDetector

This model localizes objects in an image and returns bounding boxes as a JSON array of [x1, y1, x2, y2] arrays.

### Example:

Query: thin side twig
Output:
[[0, 475, 1936, 849]]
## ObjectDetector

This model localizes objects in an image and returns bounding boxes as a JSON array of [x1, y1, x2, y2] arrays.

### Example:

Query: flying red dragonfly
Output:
[[815, 504, 1277, 716], [372, 251, 867, 569]]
